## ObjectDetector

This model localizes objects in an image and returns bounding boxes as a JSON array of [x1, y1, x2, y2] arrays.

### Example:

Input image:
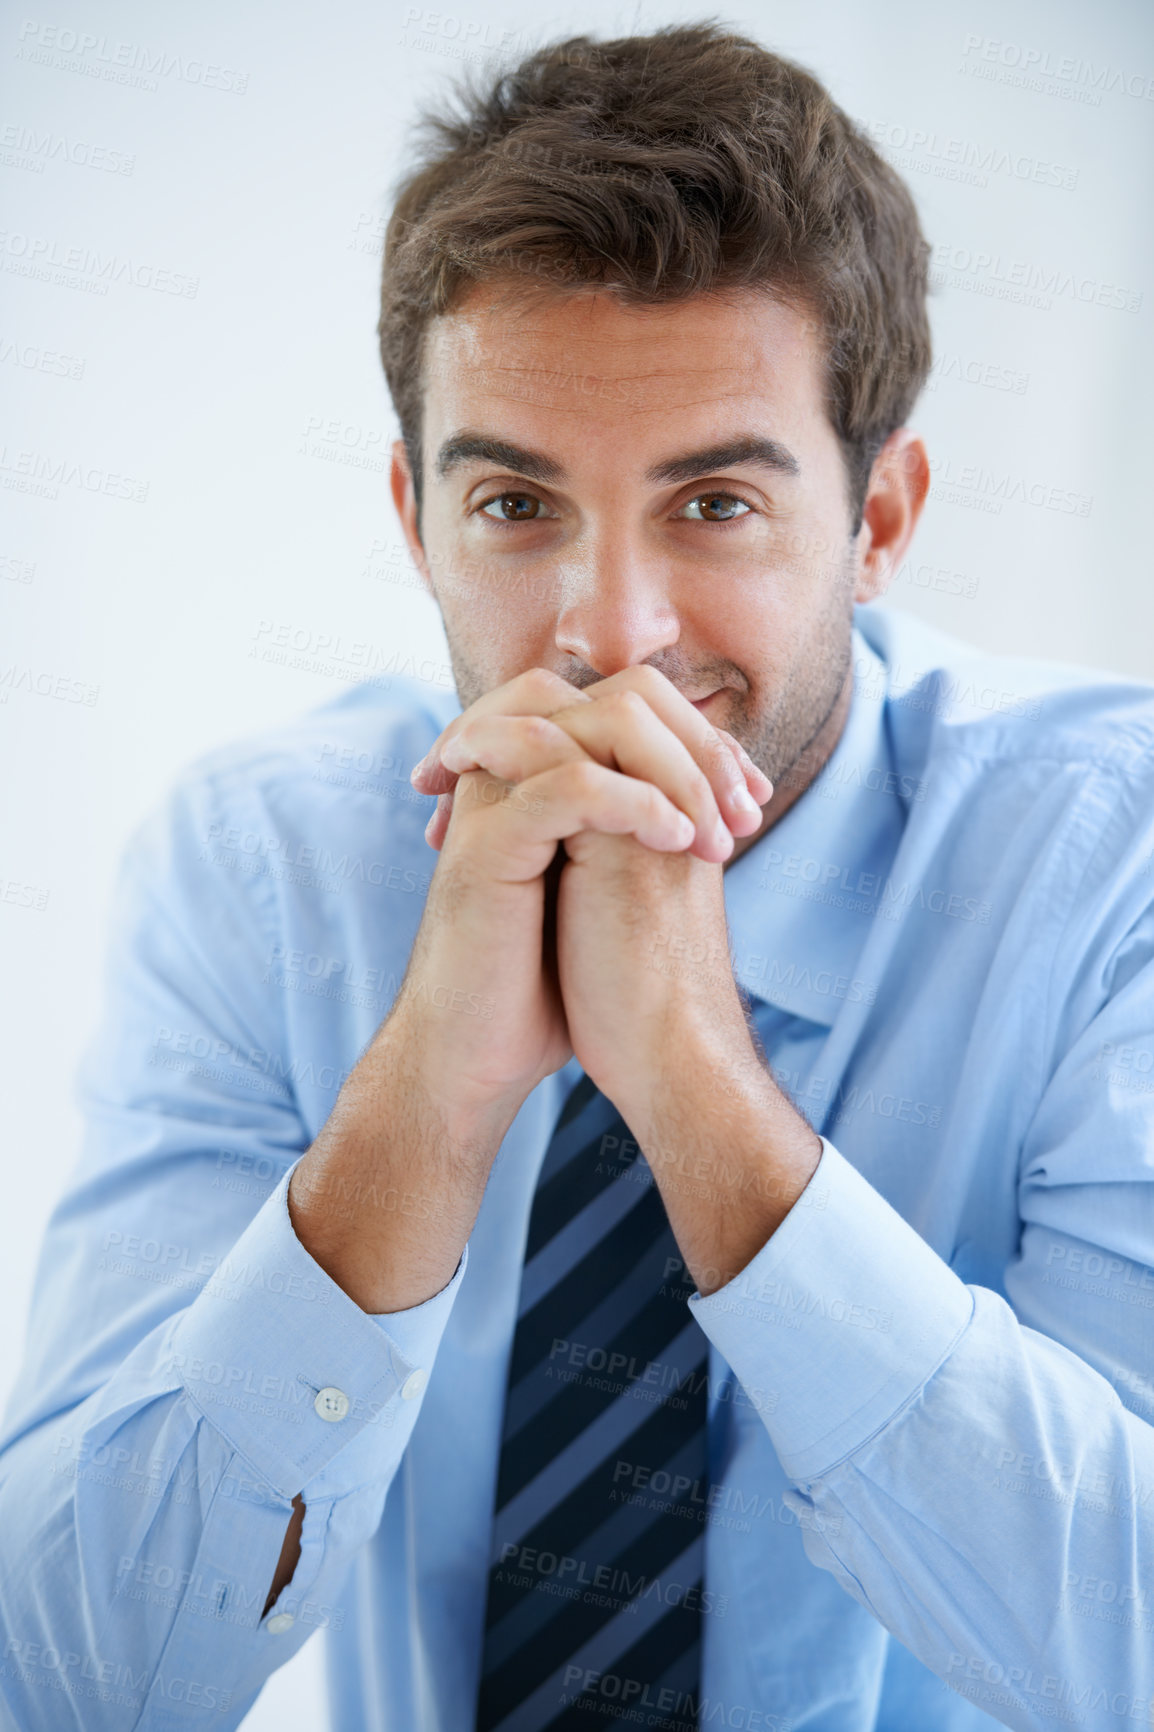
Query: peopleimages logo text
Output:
[[15, 21, 249, 92]]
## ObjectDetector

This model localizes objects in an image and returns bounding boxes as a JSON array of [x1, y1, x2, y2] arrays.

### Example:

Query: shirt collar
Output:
[[723, 616, 905, 1027]]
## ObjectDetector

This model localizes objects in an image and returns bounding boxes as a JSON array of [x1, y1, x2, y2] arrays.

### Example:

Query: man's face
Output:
[[394, 279, 904, 790]]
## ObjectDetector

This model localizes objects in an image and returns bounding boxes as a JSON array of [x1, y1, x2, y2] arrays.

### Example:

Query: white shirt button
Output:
[[266, 1612, 295, 1634], [314, 1386, 350, 1423], [400, 1368, 427, 1401]]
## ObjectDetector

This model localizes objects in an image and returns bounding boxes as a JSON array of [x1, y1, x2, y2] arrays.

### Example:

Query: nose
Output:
[[552, 538, 680, 676]]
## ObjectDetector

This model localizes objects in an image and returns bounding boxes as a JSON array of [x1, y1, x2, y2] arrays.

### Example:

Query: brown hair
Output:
[[378, 20, 932, 534]]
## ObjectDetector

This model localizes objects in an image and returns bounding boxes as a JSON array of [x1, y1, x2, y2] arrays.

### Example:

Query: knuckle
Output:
[[445, 782, 472, 825], [689, 764, 716, 804], [521, 667, 569, 702], [627, 663, 666, 696], [563, 758, 601, 801], [703, 730, 741, 779], [646, 782, 678, 822], [520, 713, 559, 748], [455, 768, 496, 813], [609, 687, 648, 721]]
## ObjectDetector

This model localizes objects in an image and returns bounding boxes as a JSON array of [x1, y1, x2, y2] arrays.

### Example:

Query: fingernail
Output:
[[734, 787, 761, 817], [410, 752, 429, 784]]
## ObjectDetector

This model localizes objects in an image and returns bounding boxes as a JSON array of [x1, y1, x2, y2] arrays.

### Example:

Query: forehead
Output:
[[420, 279, 830, 439]]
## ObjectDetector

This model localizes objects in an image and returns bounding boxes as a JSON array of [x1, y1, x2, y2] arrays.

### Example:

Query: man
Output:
[[1, 20, 1152, 1732]]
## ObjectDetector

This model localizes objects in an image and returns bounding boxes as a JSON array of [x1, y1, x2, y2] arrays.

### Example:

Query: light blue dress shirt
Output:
[[2, 602, 1154, 1732]]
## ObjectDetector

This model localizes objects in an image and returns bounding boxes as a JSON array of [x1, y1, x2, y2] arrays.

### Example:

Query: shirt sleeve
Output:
[[690, 936, 1154, 1730], [0, 761, 466, 1731]]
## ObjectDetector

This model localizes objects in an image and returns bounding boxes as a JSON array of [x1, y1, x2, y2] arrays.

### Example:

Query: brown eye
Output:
[[481, 493, 545, 521], [680, 493, 752, 522]]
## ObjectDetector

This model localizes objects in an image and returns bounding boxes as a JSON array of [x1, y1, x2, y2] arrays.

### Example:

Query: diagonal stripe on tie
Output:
[[502, 1215, 684, 1438], [501, 1409, 710, 1579], [495, 1285, 704, 1511], [525, 1087, 643, 1259], [484, 1384, 709, 1639], [547, 1598, 703, 1732], [479, 1529, 706, 1731], [482, 1432, 710, 1674], [508, 1184, 667, 1386], [491, 1321, 707, 1567], [480, 1547, 705, 1732], [516, 1165, 657, 1317], [476, 1073, 710, 1731]]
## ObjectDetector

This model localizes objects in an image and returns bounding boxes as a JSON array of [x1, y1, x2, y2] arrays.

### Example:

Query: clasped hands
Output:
[[292, 666, 819, 1315], [408, 665, 774, 1131]]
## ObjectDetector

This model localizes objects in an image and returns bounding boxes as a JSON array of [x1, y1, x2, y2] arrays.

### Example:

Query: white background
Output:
[[1, 0, 1152, 1723]]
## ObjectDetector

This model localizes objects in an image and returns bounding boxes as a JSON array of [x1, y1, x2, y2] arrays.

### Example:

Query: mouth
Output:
[[689, 690, 722, 713]]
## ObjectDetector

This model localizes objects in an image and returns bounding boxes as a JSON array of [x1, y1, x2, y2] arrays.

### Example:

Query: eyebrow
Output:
[[434, 434, 563, 485], [433, 431, 800, 487], [645, 435, 800, 486]]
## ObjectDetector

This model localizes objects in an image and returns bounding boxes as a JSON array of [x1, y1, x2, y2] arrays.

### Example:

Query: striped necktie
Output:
[[475, 1072, 709, 1732]]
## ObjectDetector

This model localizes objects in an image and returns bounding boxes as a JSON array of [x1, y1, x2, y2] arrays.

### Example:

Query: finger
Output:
[[440, 713, 587, 782], [412, 667, 774, 834], [420, 716, 759, 831], [424, 789, 455, 851], [429, 715, 584, 854], [714, 727, 774, 804], [537, 691, 743, 861], [411, 668, 591, 795], [439, 705, 731, 862], [576, 665, 770, 834], [444, 760, 697, 878]]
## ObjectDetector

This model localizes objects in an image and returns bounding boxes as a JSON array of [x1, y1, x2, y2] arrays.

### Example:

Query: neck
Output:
[[724, 661, 854, 870]]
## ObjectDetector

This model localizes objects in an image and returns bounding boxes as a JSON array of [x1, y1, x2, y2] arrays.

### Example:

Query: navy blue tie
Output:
[[475, 1072, 709, 1731]]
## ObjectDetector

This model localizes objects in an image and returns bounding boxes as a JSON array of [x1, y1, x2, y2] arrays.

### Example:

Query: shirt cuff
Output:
[[688, 1136, 975, 1483], [167, 1160, 467, 1499], [368, 1251, 467, 1361]]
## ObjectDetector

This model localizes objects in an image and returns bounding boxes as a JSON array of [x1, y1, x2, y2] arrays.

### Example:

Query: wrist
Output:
[[614, 1024, 823, 1297], [607, 991, 752, 1134], [374, 1004, 531, 1142], [288, 1017, 520, 1314]]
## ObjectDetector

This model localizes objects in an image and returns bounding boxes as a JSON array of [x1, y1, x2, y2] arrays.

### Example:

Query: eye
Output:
[[677, 492, 753, 523], [479, 492, 553, 522]]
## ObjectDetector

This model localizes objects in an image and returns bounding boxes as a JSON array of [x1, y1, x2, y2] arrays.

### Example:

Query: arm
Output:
[[502, 711, 1154, 1728], [1, 671, 767, 1730], [633, 962, 1154, 1731], [289, 665, 771, 1312], [0, 768, 464, 1731]]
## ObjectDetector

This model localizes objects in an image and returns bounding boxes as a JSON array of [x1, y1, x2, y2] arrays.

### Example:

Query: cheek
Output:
[[437, 579, 557, 676], [769, 547, 837, 604], [752, 500, 848, 579], [675, 578, 790, 670]]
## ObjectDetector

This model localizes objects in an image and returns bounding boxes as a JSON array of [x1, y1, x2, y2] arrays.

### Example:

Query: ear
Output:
[[852, 429, 929, 604], [389, 439, 435, 599]]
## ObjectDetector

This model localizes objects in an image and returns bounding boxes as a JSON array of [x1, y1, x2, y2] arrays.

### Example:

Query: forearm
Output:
[[288, 1012, 522, 1314], [621, 1014, 823, 1297]]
